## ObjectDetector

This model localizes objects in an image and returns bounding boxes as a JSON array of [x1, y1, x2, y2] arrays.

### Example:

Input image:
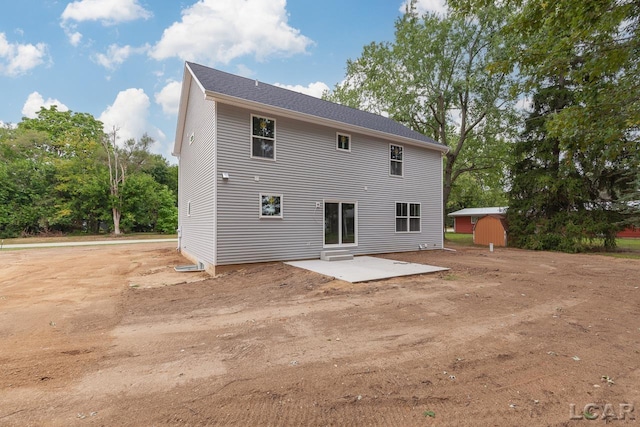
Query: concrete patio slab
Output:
[[285, 256, 449, 283]]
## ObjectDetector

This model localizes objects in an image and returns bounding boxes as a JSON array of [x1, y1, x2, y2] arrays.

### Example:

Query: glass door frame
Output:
[[323, 200, 358, 248]]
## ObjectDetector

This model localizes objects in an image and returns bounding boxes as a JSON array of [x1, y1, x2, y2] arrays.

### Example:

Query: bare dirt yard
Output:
[[1, 242, 639, 426]]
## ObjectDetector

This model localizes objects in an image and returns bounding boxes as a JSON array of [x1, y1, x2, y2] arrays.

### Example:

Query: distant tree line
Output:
[[0, 106, 178, 238]]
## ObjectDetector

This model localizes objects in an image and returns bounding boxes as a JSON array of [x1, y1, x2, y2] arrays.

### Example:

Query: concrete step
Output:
[[324, 254, 354, 262], [320, 250, 353, 261]]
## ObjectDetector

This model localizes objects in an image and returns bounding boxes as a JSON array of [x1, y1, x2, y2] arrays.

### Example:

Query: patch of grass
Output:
[[583, 237, 640, 259], [444, 232, 474, 246], [617, 238, 640, 250], [599, 252, 640, 260], [1, 233, 176, 245], [584, 237, 640, 250]]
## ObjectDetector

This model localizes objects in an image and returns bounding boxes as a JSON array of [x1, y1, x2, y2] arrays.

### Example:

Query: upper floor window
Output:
[[251, 115, 275, 160], [336, 133, 351, 152], [390, 144, 403, 176]]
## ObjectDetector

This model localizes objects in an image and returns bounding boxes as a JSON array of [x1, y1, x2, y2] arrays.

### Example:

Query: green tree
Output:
[[0, 127, 60, 236], [454, 0, 640, 248], [120, 173, 177, 233], [7, 108, 111, 235], [325, 1, 517, 224], [505, 0, 639, 145], [102, 130, 175, 234], [54, 141, 110, 233], [141, 155, 178, 203], [2, 110, 177, 237], [18, 106, 105, 158], [509, 78, 635, 251], [447, 172, 507, 216]]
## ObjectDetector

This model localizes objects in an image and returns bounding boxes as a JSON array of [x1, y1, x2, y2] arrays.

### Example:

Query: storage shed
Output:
[[473, 214, 508, 247], [448, 207, 507, 234]]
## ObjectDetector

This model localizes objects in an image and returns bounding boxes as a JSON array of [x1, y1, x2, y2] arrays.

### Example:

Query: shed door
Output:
[[324, 201, 357, 246], [474, 216, 507, 246]]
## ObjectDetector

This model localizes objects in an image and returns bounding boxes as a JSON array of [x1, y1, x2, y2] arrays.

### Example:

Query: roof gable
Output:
[[174, 62, 447, 155]]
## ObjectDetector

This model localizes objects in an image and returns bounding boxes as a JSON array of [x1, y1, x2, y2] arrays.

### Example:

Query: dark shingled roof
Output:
[[187, 62, 445, 150]]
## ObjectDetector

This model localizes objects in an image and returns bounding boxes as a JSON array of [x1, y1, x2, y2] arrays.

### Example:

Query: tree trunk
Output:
[[442, 155, 454, 239], [112, 207, 121, 235]]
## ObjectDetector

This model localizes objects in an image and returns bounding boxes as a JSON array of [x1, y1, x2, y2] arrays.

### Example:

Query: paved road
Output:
[[0, 238, 177, 249]]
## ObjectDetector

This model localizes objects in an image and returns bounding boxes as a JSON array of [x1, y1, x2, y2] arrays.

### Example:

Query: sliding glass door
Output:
[[324, 201, 357, 246]]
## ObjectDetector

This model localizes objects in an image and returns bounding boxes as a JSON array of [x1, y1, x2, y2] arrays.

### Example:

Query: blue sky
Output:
[[0, 0, 443, 163]]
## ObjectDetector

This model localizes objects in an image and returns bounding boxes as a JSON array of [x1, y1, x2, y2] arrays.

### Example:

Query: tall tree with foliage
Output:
[[121, 173, 178, 233], [102, 129, 175, 235], [325, 1, 518, 223], [515, 0, 640, 242], [18, 106, 105, 158], [505, 0, 639, 148], [1, 127, 53, 236], [454, 0, 640, 249], [509, 79, 582, 250], [9, 107, 112, 233], [509, 78, 636, 251]]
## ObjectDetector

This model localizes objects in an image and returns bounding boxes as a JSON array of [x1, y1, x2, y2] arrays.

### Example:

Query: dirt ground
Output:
[[1, 242, 639, 426]]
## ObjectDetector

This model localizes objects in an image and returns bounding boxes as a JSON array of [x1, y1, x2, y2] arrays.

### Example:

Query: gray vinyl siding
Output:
[[177, 80, 216, 266], [215, 103, 443, 265]]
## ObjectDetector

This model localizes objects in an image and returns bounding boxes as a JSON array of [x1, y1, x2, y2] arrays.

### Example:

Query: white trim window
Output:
[[336, 132, 351, 152], [251, 115, 276, 160], [396, 202, 420, 232], [390, 144, 403, 176], [259, 193, 283, 218]]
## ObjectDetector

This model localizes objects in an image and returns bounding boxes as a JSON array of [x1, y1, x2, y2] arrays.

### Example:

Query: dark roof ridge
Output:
[[186, 61, 446, 151]]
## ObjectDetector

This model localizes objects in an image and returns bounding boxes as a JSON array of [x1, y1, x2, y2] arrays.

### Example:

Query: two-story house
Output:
[[173, 62, 448, 274]]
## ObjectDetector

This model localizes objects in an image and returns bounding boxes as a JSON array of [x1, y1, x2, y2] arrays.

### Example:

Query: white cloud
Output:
[[99, 88, 151, 143], [100, 89, 173, 159], [235, 64, 255, 78], [274, 81, 330, 99], [400, 0, 447, 15], [150, 0, 312, 64], [67, 29, 83, 47], [92, 43, 149, 70], [154, 80, 182, 116], [0, 120, 18, 129], [22, 92, 69, 119], [61, 0, 151, 45], [0, 33, 48, 77], [61, 0, 152, 24]]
